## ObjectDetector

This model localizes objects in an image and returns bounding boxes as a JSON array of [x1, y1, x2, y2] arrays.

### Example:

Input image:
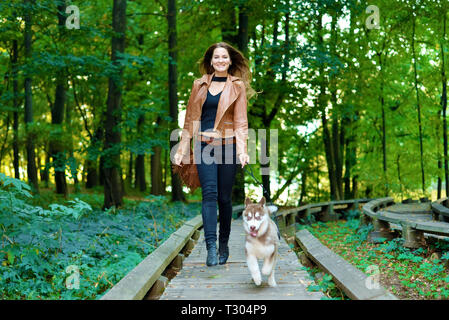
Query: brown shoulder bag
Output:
[[171, 147, 201, 193]]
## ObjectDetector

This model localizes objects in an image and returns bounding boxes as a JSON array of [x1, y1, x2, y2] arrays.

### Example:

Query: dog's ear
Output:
[[259, 196, 266, 206], [245, 197, 252, 207]]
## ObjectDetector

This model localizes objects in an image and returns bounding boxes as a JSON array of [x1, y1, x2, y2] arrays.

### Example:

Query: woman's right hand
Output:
[[173, 152, 184, 166]]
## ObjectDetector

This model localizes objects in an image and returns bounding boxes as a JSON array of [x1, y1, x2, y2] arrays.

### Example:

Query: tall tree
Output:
[[411, 8, 426, 194], [23, 0, 39, 194], [316, 7, 337, 200], [11, 36, 20, 180], [103, 0, 127, 209], [49, 0, 68, 196], [439, 4, 448, 198], [168, 0, 185, 201], [135, 34, 148, 193]]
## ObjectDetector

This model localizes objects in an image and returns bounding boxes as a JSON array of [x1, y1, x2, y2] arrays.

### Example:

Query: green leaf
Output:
[[7, 251, 15, 265]]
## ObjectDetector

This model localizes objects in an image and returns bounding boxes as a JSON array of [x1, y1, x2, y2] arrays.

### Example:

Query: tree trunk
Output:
[[149, 115, 162, 194], [220, 3, 237, 45], [66, 92, 78, 191], [134, 33, 147, 192], [238, 4, 249, 57], [231, 5, 252, 204], [329, 10, 343, 200], [316, 10, 336, 200], [85, 127, 102, 188], [441, 10, 448, 198], [44, 151, 50, 188], [168, 0, 184, 202], [24, 0, 39, 194], [135, 150, 147, 192], [298, 170, 307, 206], [151, 146, 164, 194], [103, 0, 127, 209], [397, 154, 403, 200], [136, 152, 147, 192], [49, 0, 68, 197], [411, 14, 426, 194], [12, 37, 20, 180], [377, 51, 388, 197], [128, 150, 133, 188]]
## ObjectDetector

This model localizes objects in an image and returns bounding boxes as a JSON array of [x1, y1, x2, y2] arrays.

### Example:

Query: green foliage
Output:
[[347, 223, 373, 245], [307, 218, 449, 300], [0, 175, 201, 299]]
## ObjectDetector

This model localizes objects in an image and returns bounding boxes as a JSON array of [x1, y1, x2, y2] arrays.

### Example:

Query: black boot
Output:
[[206, 241, 218, 266], [218, 240, 229, 265]]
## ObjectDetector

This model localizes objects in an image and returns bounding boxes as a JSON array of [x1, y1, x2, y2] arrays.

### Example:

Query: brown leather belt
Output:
[[197, 135, 236, 146]]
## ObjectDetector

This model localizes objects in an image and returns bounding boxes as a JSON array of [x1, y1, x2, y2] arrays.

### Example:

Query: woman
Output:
[[173, 42, 254, 266]]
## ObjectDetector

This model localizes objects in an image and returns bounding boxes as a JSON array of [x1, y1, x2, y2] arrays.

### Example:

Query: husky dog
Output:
[[242, 196, 280, 287]]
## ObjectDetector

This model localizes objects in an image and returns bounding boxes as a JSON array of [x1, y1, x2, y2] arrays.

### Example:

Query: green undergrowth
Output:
[[297, 209, 449, 300], [301, 264, 349, 300], [0, 173, 201, 299]]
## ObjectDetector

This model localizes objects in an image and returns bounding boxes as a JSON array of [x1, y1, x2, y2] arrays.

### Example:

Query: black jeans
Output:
[[194, 140, 239, 244]]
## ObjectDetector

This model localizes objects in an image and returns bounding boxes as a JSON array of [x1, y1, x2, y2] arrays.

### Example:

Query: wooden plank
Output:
[[101, 214, 202, 300], [386, 203, 431, 214], [296, 229, 398, 300], [432, 203, 449, 218], [413, 220, 449, 235], [161, 284, 323, 300], [184, 215, 203, 229], [162, 219, 324, 300]]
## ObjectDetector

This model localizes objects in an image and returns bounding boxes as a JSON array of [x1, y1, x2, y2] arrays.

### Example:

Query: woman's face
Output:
[[211, 47, 231, 73]]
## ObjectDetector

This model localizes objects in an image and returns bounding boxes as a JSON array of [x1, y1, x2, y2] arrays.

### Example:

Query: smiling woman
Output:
[[173, 42, 257, 267]]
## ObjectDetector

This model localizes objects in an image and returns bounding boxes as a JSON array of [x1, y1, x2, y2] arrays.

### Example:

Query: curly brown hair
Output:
[[198, 42, 257, 100]]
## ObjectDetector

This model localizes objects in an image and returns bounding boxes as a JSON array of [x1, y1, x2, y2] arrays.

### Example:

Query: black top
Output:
[[200, 76, 227, 132]]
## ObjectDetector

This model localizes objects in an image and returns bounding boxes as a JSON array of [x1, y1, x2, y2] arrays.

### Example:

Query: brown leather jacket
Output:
[[176, 71, 248, 158]]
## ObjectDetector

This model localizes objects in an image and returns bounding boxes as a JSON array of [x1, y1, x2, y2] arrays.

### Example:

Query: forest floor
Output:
[[297, 215, 449, 300]]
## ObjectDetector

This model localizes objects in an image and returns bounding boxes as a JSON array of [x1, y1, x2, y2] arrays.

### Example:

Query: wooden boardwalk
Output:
[[161, 218, 324, 300]]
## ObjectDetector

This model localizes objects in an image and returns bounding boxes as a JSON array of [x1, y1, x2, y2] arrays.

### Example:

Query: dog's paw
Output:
[[261, 265, 272, 276], [252, 273, 262, 286], [268, 272, 277, 287], [268, 279, 277, 287]]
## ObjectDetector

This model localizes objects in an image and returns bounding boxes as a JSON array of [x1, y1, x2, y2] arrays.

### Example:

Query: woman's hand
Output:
[[238, 153, 250, 168], [173, 152, 184, 166]]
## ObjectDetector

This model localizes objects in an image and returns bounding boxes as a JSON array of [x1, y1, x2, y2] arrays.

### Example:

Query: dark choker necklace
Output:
[[212, 75, 227, 82]]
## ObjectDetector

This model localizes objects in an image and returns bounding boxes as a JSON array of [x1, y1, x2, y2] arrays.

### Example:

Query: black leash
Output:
[[243, 164, 271, 200], [242, 164, 281, 240]]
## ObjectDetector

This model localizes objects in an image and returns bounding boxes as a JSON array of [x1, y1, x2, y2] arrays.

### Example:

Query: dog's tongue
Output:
[[250, 231, 258, 237]]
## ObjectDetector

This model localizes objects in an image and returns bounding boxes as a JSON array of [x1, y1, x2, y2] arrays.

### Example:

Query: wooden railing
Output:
[[101, 205, 245, 300], [274, 198, 374, 241]]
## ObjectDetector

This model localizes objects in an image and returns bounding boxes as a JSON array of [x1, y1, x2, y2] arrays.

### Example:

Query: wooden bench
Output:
[[296, 229, 398, 300], [431, 198, 449, 222], [362, 198, 449, 248]]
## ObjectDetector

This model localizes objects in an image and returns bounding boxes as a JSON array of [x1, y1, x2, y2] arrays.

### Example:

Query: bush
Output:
[[0, 174, 201, 299]]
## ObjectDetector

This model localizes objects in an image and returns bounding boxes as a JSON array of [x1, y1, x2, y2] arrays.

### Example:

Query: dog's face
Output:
[[243, 196, 270, 238]]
